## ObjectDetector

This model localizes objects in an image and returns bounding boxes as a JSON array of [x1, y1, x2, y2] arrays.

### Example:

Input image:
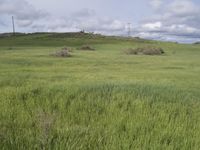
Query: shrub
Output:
[[124, 46, 164, 55], [124, 48, 139, 55], [62, 47, 73, 52], [51, 48, 71, 57], [194, 42, 200, 44]]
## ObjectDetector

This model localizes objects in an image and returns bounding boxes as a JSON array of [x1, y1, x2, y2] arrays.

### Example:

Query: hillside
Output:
[[0, 32, 200, 149], [0, 32, 154, 47]]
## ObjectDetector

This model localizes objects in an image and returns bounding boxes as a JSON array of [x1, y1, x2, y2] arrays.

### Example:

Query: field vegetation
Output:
[[0, 32, 200, 149]]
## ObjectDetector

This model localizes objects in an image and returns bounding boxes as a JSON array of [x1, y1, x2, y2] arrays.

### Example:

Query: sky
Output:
[[0, 0, 200, 43]]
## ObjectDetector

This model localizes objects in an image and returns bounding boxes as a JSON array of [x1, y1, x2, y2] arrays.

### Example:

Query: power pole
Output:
[[127, 23, 131, 37], [12, 16, 15, 35]]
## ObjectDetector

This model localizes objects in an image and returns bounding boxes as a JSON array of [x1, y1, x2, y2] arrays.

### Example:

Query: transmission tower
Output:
[[127, 23, 131, 37]]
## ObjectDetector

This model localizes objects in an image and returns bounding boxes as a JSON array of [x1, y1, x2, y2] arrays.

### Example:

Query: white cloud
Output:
[[142, 22, 162, 30], [16, 19, 33, 27], [150, 0, 162, 9], [138, 0, 200, 42], [29, 9, 126, 35], [0, 0, 200, 43], [0, 0, 48, 27], [0, 0, 127, 34]]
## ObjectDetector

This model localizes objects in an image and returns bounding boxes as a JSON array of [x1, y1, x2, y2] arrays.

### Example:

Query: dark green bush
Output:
[[124, 46, 164, 55]]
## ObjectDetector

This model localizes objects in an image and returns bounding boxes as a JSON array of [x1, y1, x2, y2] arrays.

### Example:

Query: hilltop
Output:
[[0, 32, 158, 47]]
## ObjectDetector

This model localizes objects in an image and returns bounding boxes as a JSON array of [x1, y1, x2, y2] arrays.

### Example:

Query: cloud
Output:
[[0, 0, 48, 27], [30, 10, 126, 35], [77, 17, 126, 33], [0, 0, 200, 43], [142, 22, 162, 30], [0, 20, 6, 26], [16, 20, 33, 27], [150, 0, 162, 9], [72, 8, 96, 18], [0, 0, 126, 35], [138, 0, 200, 42], [168, 0, 199, 16]]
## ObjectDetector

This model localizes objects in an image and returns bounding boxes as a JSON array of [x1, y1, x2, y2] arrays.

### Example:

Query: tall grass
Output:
[[0, 33, 200, 149], [1, 83, 200, 149]]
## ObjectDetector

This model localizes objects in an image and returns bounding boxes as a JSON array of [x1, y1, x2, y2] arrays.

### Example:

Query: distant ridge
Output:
[[0, 32, 148, 41], [194, 41, 200, 44], [0, 32, 25, 37]]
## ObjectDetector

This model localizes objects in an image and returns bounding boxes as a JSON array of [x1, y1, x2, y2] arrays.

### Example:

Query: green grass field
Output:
[[0, 33, 200, 149]]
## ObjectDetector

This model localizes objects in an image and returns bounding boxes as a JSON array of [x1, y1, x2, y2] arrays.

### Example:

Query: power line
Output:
[[12, 16, 15, 35]]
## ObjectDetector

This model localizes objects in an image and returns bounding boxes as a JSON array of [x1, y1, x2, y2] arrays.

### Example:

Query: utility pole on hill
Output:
[[12, 16, 15, 35], [127, 23, 131, 37]]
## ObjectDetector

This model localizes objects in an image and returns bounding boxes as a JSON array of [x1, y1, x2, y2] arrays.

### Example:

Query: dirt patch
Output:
[[124, 46, 164, 55], [79, 45, 95, 51], [36, 111, 56, 149]]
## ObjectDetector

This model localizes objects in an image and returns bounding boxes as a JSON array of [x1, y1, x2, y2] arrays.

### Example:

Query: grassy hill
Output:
[[0, 32, 200, 149]]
